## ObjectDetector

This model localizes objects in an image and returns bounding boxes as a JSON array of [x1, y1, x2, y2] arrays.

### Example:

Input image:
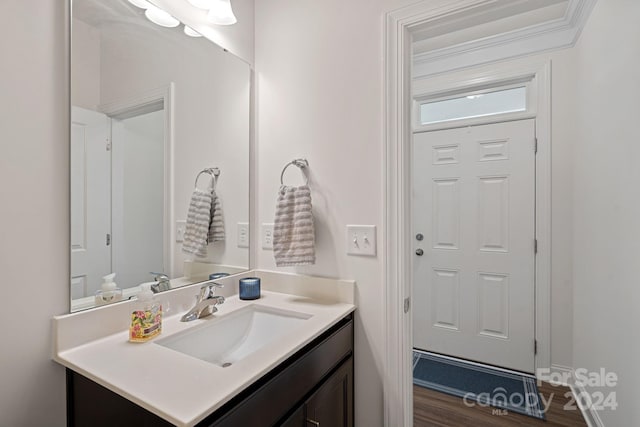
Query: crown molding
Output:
[[413, 0, 597, 78]]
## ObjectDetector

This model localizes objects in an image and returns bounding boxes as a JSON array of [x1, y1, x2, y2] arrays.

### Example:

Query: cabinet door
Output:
[[280, 407, 304, 427], [304, 357, 353, 427]]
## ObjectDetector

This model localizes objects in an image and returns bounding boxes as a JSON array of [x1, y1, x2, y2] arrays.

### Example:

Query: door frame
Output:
[[99, 83, 175, 278], [383, 3, 551, 425]]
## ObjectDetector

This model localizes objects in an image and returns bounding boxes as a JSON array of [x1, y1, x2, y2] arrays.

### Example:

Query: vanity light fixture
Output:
[[184, 25, 203, 37], [187, 0, 213, 9], [207, 0, 237, 25], [127, 0, 152, 9], [145, 5, 180, 28]]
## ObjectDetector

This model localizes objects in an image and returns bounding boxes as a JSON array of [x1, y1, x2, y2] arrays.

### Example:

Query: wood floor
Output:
[[414, 382, 588, 427]]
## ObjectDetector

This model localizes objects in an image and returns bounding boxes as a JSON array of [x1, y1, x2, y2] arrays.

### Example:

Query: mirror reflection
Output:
[[70, 0, 250, 312]]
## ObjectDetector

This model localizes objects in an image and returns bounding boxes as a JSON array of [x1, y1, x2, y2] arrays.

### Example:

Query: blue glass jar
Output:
[[239, 277, 261, 300]]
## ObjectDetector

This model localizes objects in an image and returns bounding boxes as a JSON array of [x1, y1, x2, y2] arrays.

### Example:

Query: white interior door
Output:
[[111, 109, 165, 288], [70, 106, 111, 299], [412, 119, 536, 373]]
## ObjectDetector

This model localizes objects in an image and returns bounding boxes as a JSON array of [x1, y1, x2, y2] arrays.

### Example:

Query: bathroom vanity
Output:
[[67, 315, 352, 426], [54, 271, 356, 427]]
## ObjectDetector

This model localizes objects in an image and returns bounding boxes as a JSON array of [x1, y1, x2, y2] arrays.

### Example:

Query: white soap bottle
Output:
[[94, 273, 123, 306]]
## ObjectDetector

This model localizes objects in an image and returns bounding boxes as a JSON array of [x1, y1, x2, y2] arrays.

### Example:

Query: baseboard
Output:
[[542, 365, 604, 427], [570, 382, 605, 427], [548, 364, 574, 387]]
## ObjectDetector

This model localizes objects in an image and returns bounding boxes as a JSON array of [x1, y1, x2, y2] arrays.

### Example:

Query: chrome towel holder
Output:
[[195, 167, 220, 190], [280, 158, 309, 186]]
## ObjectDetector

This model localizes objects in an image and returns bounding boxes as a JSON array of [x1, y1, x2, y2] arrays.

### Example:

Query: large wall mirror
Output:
[[70, 0, 250, 312]]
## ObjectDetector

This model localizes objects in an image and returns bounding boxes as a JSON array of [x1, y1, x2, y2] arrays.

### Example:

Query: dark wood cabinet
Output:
[[275, 355, 353, 427], [280, 407, 304, 427], [67, 314, 354, 427], [304, 359, 353, 427]]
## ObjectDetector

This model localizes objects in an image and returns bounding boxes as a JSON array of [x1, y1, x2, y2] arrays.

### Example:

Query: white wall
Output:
[[97, 19, 251, 276], [254, 2, 637, 425], [254, 1, 418, 425], [0, 1, 68, 426], [571, 0, 640, 424], [6, 0, 637, 425], [112, 110, 165, 288], [71, 18, 101, 109], [0, 1, 254, 425], [544, 49, 577, 370]]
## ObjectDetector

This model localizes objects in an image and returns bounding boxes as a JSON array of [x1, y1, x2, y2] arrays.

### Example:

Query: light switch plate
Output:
[[176, 220, 186, 243], [237, 222, 249, 248], [346, 225, 377, 256], [262, 223, 275, 250]]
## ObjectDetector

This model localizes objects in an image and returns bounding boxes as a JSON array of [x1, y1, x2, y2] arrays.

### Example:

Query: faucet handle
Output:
[[150, 272, 171, 293], [150, 272, 169, 281], [199, 281, 224, 300]]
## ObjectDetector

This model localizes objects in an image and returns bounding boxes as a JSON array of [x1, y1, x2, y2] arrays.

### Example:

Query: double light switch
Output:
[[346, 225, 376, 256]]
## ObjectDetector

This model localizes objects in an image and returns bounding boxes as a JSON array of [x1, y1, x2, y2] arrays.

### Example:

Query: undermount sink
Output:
[[156, 305, 312, 367]]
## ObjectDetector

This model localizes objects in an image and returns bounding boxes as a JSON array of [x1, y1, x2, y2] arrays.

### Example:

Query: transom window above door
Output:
[[418, 85, 527, 126]]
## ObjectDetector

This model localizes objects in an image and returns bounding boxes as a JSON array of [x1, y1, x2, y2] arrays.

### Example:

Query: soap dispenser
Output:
[[94, 273, 123, 306], [129, 283, 162, 343]]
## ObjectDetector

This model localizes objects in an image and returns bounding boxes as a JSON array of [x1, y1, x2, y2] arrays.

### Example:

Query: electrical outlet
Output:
[[237, 223, 249, 248], [346, 225, 376, 256], [262, 223, 274, 250], [176, 220, 186, 242]]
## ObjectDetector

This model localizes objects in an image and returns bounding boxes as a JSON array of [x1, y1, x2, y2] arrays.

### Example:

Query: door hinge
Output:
[[404, 297, 410, 314], [106, 138, 111, 151], [106, 234, 111, 246], [534, 137, 538, 154], [534, 239, 538, 254], [534, 340, 538, 355]]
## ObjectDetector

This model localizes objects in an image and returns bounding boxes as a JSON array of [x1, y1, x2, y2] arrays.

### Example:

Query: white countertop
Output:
[[53, 270, 355, 427]]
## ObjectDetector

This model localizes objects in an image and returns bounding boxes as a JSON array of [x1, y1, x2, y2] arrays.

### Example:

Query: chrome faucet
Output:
[[150, 272, 171, 293], [180, 282, 225, 322]]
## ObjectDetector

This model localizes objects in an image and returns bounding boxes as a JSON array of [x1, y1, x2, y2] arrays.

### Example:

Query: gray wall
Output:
[[254, 0, 417, 425], [572, 0, 640, 424], [0, 1, 253, 425], [0, 1, 69, 426], [2, 0, 638, 426]]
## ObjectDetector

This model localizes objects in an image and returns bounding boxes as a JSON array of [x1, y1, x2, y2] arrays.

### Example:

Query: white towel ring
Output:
[[280, 158, 309, 186], [195, 167, 220, 190]]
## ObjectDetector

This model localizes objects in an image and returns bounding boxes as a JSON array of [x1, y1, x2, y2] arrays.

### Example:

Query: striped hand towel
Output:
[[208, 191, 225, 242], [182, 189, 214, 258], [273, 185, 315, 267]]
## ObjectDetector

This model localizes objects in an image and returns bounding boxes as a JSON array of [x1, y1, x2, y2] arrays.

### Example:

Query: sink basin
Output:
[[156, 305, 312, 367]]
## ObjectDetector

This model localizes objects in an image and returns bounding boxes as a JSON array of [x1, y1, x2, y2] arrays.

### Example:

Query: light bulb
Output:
[[207, 0, 237, 25], [128, 0, 152, 9], [184, 25, 203, 37], [145, 5, 180, 28], [187, 0, 212, 9]]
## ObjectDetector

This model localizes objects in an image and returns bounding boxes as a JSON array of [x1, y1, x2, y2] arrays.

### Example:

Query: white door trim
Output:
[[99, 83, 175, 278], [384, 3, 552, 425]]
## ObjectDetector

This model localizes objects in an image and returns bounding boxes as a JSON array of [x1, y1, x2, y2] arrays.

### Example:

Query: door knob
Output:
[[415, 249, 424, 256]]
